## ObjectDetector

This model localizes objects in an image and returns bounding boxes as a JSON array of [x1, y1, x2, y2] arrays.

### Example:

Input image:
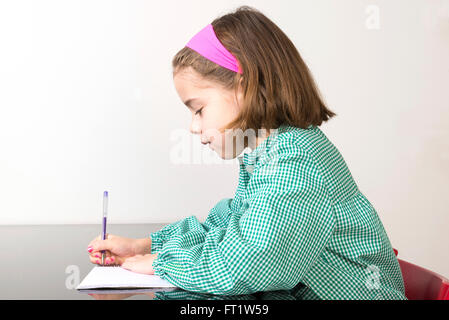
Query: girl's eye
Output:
[[195, 107, 204, 116]]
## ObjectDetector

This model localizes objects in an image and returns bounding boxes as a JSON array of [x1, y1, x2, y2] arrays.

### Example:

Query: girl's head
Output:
[[172, 6, 336, 160]]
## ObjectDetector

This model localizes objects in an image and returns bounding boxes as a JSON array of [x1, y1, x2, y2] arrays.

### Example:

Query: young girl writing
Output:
[[87, 6, 406, 300]]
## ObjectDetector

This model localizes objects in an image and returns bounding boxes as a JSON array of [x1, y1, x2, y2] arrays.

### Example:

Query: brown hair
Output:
[[172, 5, 336, 135]]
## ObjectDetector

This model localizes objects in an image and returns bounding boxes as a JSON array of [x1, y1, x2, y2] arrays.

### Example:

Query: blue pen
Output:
[[101, 191, 108, 265]]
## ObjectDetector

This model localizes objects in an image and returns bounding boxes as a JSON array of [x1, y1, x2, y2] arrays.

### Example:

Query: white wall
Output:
[[0, 1, 448, 277]]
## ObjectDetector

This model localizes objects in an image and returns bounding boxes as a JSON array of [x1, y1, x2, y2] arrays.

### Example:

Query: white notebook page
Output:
[[77, 266, 178, 290]]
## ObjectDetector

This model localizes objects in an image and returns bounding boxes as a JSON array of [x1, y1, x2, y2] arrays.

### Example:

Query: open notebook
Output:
[[77, 266, 178, 292]]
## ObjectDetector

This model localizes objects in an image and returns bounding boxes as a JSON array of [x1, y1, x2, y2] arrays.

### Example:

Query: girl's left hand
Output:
[[121, 253, 159, 275]]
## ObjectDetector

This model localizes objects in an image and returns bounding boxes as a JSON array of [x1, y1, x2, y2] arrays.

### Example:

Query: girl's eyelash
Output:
[[195, 107, 204, 115]]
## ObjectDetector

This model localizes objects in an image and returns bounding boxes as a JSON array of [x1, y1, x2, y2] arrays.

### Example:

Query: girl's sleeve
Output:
[[151, 146, 336, 295], [149, 198, 234, 254]]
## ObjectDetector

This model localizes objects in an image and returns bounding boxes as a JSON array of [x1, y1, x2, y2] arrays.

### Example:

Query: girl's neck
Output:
[[248, 129, 271, 151]]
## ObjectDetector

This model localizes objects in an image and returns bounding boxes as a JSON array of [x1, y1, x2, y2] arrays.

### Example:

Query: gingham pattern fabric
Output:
[[153, 288, 297, 300], [150, 124, 407, 300]]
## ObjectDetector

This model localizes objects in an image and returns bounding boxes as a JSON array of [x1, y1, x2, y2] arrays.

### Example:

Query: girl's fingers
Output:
[[89, 252, 110, 264], [87, 234, 121, 266], [111, 255, 125, 265], [87, 247, 124, 266], [89, 255, 102, 265], [88, 238, 115, 254], [87, 234, 112, 252], [89, 250, 111, 259], [89, 256, 113, 265], [89, 251, 110, 264], [87, 235, 102, 250], [89, 253, 122, 266], [104, 254, 122, 265]]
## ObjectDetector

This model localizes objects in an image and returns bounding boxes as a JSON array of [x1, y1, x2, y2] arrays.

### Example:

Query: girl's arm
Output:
[[151, 147, 336, 295], [149, 197, 235, 254]]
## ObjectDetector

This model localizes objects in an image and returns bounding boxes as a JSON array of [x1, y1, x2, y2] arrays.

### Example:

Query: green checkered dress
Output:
[[150, 124, 407, 300]]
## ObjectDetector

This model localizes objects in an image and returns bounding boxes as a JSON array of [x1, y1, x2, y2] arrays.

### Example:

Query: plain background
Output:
[[0, 0, 448, 279]]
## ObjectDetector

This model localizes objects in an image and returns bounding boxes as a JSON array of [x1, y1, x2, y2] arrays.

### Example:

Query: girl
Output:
[[87, 6, 406, 300]]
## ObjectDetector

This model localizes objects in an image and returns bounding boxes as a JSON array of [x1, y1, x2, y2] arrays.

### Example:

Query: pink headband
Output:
[[186, 24, 243, 74]]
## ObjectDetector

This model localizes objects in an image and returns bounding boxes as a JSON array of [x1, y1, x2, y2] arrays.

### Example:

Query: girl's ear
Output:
[[235, 77, 244, 108], [238, 76, 244, 88]]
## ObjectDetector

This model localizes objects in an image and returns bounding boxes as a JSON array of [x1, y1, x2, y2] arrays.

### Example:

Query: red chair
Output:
[[393, 248, 449, 300]]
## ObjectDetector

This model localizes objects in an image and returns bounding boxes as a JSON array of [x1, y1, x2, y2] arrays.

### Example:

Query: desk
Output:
[[0, 224, 299, 300]]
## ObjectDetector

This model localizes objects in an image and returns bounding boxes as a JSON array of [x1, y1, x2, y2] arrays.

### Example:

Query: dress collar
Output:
[[236, 124, 290, 171], [236, 124, 314, 172]]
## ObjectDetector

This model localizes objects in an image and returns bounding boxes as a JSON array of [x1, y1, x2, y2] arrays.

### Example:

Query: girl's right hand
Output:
[[86, 234, 151, 265]]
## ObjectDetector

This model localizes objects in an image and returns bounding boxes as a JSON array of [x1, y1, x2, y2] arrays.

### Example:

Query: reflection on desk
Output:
[[0, 224, 302, 300], [80, 288, 298, 300]]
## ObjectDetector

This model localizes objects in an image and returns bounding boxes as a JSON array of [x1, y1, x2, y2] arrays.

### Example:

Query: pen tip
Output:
[[104, 191, 108, 197]]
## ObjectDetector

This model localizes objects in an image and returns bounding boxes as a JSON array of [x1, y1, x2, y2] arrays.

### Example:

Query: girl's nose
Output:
[[190, 118, 201, 135]]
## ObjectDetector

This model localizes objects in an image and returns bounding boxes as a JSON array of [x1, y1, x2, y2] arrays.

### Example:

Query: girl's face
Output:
[[173, 67, 247, 160]]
